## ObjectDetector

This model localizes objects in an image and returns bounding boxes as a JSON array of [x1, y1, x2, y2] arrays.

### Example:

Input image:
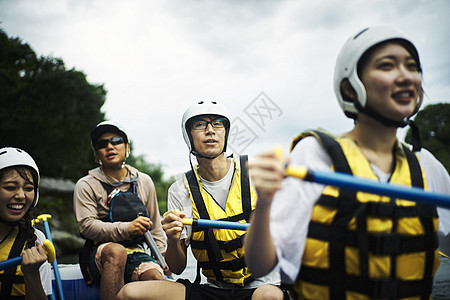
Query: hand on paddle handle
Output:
[[129, 216, 152, 236], [21, 239, 55, 276], [162, 209, 186, 244], [248, 148, 287, 206], [21, 244, 48, 275]]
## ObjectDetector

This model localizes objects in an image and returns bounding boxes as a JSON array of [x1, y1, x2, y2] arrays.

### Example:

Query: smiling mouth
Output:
[[204, 140, 217, 144], [7, 203, 25, 212], [393, 91, 414, 102]]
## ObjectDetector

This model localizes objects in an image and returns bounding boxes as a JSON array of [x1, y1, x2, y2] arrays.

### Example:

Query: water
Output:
[[432, 256, 450, 300], [170, 248, 206, 283]]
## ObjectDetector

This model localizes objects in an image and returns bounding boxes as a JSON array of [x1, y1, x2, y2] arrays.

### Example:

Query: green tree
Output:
[[0, 29, 106, 181], [127, 152, 175, 215], [0, 28, 175, 260], [405, 103, 450, 172]]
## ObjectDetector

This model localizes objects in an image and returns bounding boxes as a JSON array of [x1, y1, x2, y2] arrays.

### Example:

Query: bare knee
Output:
[[252, 284, 284, 300], [117, 282, 137, 300], [101, 243, 127, 267], [140, 268, 164, 281]]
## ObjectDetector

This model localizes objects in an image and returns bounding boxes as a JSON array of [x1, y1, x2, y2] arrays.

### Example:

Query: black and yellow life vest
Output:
[[291, 130, 439, 300], [184, 154, 256, 286], [0, 226, 28, 299]]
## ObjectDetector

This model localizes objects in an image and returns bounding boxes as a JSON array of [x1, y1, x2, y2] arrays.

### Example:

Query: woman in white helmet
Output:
[[245, 26, 450, 299], [118, 101, 284, 300], [0, 147, 52, 299]]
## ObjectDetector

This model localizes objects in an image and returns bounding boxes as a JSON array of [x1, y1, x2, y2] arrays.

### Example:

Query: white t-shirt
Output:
[[35, 228, 53, 296], [168, 160, 281, 289], [270, 136, 450, 284], [201, 160, 234, 210]]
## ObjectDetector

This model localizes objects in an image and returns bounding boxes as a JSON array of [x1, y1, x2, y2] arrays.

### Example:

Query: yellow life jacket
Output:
[[291, 130, 439, 300], [0, 226, 27, 299], [184, 154, 256, 286]]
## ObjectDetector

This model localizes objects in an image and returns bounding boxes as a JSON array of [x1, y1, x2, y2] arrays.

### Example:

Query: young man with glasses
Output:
[[117, 101, 284, 300], [73, 121, 167, 300]]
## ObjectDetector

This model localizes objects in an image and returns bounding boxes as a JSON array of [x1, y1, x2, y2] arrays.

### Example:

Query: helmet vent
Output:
[[0, 151, 6, 156], [354, 28, 369, 39]]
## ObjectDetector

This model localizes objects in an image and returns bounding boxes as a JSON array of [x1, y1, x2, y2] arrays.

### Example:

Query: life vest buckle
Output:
[[222, 235, 244, 253]]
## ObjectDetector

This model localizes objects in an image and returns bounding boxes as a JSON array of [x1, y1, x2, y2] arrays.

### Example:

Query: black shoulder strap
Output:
[[100, 181, 135, 200], [239, 154, 252, 222], [310, 130, 357, 299], [100, 181, 114, 195], [402, 144, 435, 299], [401, 144, 423, 189], [185, 170, 210, 220], [0, 228, 27, 298]]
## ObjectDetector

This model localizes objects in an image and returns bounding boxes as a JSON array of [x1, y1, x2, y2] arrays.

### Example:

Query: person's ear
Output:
[[340, 79, 357, 101], [94, 151, 102, 165], [126, 144, 130, 158]]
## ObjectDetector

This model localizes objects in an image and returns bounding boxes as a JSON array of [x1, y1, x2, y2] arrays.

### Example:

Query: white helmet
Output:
[[181, 101, 231, 155], [334, 26, 422, 123], [90, 121, 129, 147], [0, 147, 40, 207]]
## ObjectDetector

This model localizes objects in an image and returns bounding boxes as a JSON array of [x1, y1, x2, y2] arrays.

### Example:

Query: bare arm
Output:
[[162, 209, 188, 274], [22, 245, 48, 300], [245, 151, 285, 277]]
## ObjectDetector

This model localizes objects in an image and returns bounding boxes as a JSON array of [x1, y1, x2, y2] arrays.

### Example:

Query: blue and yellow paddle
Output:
[[0, 239, 56, 270], [181, 147, 450, 231], [183, 218, 249, 231]]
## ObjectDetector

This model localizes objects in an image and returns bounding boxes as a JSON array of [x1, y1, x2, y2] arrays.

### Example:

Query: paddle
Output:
[[183, 218, 249, 231], [36, 214, 65, 300], [137, 213, 169, 273], [0, 239, 56, 271], [285, 165, 450, 208], [181, 148, 450, 231], [143, 231, 169, 272]]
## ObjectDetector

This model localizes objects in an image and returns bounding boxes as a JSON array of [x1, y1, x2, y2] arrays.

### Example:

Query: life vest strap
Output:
[[199, 256, 246, 272], [0, 227, 27, 299], [191, 234, 245, 253], [308, 221, 437, 255], [299, 265, 431, 298]]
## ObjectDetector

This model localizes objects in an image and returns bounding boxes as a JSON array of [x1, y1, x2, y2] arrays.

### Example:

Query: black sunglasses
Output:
[[95, 136, 125, 150]]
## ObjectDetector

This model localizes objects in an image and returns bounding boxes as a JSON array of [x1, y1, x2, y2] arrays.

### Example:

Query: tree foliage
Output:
[[405, 103, 450, 173], [0, 28, 174, 217], [0, 29, 106, 181], [127, 151, 175, 214]]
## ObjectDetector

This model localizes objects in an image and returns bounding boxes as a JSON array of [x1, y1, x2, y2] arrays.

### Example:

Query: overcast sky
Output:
[[1, 0, 449, 178]]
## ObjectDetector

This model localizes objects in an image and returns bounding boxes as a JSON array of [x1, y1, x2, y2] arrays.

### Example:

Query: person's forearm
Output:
[[24, 272, 47, 300], [165, 239, 187, 274], [245, 200, 277, 278]]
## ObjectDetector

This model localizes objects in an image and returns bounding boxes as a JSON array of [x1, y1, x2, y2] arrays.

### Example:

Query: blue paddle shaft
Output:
[[310, 169, 450, 208], [0, 256, 22, 271], [193, 219, 250, 231]]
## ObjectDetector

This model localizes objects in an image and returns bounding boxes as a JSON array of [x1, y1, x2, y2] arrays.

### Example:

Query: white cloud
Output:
[[1, 0, 449, 178]]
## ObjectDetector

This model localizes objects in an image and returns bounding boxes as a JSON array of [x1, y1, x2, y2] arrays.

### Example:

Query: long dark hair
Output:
[[0, 166, 38, 248]]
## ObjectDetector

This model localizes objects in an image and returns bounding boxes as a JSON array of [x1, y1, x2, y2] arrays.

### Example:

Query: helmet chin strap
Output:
[[190, 150, 223, 160], [355, 101, 422, 151]]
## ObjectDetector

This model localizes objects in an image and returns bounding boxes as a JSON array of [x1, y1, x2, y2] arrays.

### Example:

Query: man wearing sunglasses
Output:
[[117, 101, 284, 300], [73, 121, 167, 300]]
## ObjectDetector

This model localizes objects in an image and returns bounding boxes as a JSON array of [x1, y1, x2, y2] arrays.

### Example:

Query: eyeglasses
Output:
[[95, 136, 125, 150], [191, 118, 227, 130]]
